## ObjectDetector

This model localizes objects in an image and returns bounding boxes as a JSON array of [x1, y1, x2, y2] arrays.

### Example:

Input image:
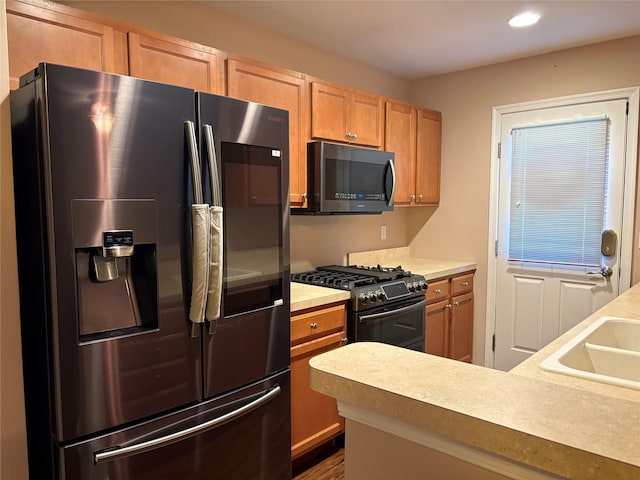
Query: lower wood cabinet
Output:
[[290, 303, 347, 459], [425, 271, 475, 362]]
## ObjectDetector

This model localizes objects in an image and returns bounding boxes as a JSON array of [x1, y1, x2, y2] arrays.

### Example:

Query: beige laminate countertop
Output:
[[290, 282, 350, 313], [309, 282, 640, 479], [348, 246, 476, 280]]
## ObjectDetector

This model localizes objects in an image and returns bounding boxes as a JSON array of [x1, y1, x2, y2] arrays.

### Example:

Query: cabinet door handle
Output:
[[418, 194, 423, 202], [341, 337, 348, 344], [453, 301, 460, 307], [302, 192, 308, 199], [310, 322, 318, 329], [434, 288, 441, 294], [461, 281, 469, 287], [445, 304, 452, 309], [409, 194, 416, 201]]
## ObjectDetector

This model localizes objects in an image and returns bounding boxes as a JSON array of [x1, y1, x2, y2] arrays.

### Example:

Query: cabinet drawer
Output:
[[451, 273, 474, 296], [291, 304, 346, 344], [426, 279, 450, 303]]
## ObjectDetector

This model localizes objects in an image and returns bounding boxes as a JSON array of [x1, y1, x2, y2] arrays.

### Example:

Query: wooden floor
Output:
[[293, 449, 345, 480]]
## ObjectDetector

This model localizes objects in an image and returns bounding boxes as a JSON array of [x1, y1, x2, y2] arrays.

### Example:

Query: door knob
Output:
[[586, 266, 613, 277]]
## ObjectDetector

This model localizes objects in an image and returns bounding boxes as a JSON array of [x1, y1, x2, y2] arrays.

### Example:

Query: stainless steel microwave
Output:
[[293, 141, 395, 215]]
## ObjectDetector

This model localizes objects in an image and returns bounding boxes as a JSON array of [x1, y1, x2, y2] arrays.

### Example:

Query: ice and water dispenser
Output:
[[73, 199, 158, 340]]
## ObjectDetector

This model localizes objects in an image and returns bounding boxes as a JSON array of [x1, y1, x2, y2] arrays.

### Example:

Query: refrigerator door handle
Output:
[[184, 121, 203, 204], [94, 385, 282, 465], [185, 121, 209, 332], [203, 124, 223, 327], [203, 124, 221, 207]]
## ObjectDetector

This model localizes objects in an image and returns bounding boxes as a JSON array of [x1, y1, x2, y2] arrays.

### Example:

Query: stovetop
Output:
[[291, 265, 411, 290], [292, 265, 427, 311]]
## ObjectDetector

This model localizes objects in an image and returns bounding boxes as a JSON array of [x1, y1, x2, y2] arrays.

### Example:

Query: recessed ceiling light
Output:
[[508, 11, 541, 27]]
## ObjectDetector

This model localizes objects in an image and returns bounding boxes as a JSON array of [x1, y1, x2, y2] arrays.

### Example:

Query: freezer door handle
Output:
[[93, 385, 281, 464]]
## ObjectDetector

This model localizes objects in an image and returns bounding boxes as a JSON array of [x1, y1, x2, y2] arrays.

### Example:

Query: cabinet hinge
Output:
[[492, 334, 496, 352], [494, 240, 499, 257]]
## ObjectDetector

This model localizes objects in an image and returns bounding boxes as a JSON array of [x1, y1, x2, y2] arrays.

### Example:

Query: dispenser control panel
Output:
[[102, 230, 134, 257]]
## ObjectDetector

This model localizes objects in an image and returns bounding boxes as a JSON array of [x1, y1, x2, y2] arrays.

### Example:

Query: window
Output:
[[508, 118, 609, 266]]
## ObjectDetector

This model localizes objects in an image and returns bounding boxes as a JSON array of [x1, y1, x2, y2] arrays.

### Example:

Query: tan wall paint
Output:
[[0, 1, 28, 478], [408, 35, 640, 364]]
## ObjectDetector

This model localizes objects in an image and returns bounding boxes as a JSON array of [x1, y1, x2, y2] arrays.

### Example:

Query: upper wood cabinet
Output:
[[310, 80, 383, 147], [226, 57, 309, 207], [6, 0, 118, 89], [415, 108, 442, 205], [385, 99, 442, 205], [385, 101, 416, 205], [128, 31, 223, 94]]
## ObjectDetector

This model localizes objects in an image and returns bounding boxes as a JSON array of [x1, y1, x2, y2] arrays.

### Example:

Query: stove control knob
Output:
[[369, 293, 378, 303], [408, 283, 416, 292], [360, 294, 369, 305], [377, 291, 386, 301], [419, 281, 428, 291]]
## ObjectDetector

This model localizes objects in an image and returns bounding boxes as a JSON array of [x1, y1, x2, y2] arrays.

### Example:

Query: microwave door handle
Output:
[[386, 158, 396, 207]]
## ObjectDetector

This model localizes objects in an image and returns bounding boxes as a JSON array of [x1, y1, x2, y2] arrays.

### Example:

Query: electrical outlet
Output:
[[380, 225, 387, 240]]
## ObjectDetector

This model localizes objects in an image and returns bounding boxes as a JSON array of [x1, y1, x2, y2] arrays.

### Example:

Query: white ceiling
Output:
[[203, 1, 640, 79]]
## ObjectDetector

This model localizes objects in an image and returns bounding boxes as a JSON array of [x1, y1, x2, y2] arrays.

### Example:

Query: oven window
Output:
[[356, 299, 425, 349], [221, 142, 283, 316]]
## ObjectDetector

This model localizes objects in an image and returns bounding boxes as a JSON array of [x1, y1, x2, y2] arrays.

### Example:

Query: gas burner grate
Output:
[[291, 268, 377, 291]]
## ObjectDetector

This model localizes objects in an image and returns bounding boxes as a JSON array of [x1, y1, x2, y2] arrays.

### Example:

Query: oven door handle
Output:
[[359, 298, 427, 322]]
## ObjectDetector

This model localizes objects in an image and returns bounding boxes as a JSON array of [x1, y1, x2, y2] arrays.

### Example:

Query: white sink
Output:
[[539, 316, 640, 390]]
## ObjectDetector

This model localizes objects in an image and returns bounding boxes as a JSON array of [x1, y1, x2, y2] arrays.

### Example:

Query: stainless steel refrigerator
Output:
[[10, 63, 291, 480]]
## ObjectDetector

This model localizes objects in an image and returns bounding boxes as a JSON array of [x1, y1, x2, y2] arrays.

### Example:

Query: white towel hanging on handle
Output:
[[189, 204, 210, 323], [206, 205, 223, 321]]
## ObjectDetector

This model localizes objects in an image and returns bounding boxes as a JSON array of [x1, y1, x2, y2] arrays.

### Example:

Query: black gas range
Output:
[[292, 265, 427, 351]]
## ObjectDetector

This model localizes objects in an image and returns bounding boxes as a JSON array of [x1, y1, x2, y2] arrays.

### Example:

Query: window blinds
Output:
[[508, 118, 609, 267]]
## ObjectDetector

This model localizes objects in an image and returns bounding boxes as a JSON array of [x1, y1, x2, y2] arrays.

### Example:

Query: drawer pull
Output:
[[310, 322, 318, 329], [461, 281, 469, 287], [341, 337, 348, 344], [434, 288, 441, 294]]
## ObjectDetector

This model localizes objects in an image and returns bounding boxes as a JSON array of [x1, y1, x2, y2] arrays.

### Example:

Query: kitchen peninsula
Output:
[[308, 282, 640, 479]]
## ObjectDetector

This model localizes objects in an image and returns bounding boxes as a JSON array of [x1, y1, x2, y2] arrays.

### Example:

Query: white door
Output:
[[493, 98, 630, 371]]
